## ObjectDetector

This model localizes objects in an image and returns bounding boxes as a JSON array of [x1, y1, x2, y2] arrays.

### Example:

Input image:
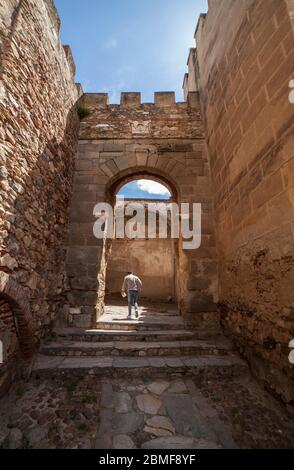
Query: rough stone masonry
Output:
[[0, 0, 293, 407], [0, 0, 80, 392]]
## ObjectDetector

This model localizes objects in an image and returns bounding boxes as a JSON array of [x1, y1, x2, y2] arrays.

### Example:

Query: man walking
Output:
[[121, 272, 142, 319]]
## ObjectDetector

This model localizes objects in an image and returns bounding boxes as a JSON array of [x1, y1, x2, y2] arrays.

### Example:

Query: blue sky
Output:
[[117, 180, 171, 200], [55, 0, 207, 197], [55, 0, 208, 104]]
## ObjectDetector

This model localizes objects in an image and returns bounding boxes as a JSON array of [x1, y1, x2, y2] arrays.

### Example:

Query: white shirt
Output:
[[122, 274, 142, 293]]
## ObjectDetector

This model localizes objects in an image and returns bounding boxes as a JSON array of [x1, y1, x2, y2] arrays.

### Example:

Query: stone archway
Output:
[[0, 272, 35, 395], [103, 170, 179, 308], [65, 91, 219, 329], [105, 169, 178, 205], [0, 272, 35, 360]]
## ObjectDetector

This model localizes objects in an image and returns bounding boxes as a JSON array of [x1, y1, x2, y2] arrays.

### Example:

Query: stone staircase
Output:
[[33, 303, 248, 380]]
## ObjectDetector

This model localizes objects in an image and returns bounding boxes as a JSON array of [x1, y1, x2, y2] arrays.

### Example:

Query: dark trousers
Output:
[[128, 290, 139, 317]]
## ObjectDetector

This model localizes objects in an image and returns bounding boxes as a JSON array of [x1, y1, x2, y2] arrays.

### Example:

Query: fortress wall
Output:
[[0, 0, 80, 389], [192, 0, 294, 402]]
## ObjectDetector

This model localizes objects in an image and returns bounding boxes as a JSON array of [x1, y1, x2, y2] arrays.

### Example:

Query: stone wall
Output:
[[183, 48, 198, 100], [0, 0, 80, 391], [65, 92, 219, 330], [186, 0, 294, 402], [106, 200, 176, 301], [286, 0, 294, 30], [106, 238, 175, 301]]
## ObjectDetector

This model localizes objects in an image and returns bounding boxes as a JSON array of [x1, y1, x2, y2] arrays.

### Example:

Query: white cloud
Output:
[[136, 180, 171, 196]]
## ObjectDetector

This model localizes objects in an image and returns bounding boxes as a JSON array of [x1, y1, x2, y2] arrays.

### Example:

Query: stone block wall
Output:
[[106, 238, 176, 301], [183, 48, 198, 100], [105, 199, 176, 301], [286, 0, 294, 30], [186, 0, 294, 402], [65, 92, 219, 329], [0, 0, 80, 390]]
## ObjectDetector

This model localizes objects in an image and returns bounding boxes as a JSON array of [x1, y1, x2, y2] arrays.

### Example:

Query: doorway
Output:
[[104, 176, 179, 310]]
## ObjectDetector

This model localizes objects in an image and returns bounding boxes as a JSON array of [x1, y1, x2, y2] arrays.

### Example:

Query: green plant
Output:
[[81, 394, 97, 404], [15, 385, 26, 399], [68, 409, 77, 420], [43, 331, 58, 345], [64, 378, 80, 398], [77, 106, 91, 120], [78, 422, 88, 433]]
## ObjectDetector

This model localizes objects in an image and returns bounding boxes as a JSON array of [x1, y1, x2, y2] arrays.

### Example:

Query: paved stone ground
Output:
[[0, 373, 293, 449], [1, 301, 293, 449]]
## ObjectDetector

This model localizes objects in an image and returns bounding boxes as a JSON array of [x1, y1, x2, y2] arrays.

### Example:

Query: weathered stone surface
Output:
[[0, 429, 9, 449], [141, 436, 195, 449], [195, 439, 223, 449], [26, 426, 48, 448], [101, 383, 115, 409], [144, 426, 173, 437], [113, 412, 144, 434], [115, 392, 132, 413], [0, 373, 294, 450], [142, 436, 222, 449], [8, 428, 23, 449], [168, 380, 187, 394], [96, 408, 113, 449], [113, 434, 136, 449], [147, 381, 169, 395], [164, 395, 204, 438], [0, 0, 79, 391], [145, 416, 175, 436], [0, 254, 18, 270], [184, 0, 294, 403], [136, 394, 162, 415]]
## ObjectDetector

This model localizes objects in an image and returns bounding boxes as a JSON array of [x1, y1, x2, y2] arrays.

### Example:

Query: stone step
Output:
[[32, 354, 248, 379], [54, 328, 216, 342], [95, 311, 220, 333], [41, 338, 234, 357], [96, 320, 189, 332]]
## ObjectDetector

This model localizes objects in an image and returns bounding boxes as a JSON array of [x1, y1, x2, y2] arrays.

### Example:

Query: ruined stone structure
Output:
[[0, 0, 293, 407]]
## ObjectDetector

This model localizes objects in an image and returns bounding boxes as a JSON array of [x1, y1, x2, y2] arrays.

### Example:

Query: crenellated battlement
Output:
[[78, 90, 203, 140], [79, 91, 199, 109]]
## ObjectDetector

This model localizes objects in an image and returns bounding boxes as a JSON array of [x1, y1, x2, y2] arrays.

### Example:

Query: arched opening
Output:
[[103, 172, 180, 316], [105, 169, 178, 206], [0, 274, 34, 354], [117, 179, 172, 200], [0, 272, 35, 395]]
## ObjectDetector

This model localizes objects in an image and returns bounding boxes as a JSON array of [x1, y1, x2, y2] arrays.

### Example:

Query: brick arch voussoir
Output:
[[0, 272, 35, 359]]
